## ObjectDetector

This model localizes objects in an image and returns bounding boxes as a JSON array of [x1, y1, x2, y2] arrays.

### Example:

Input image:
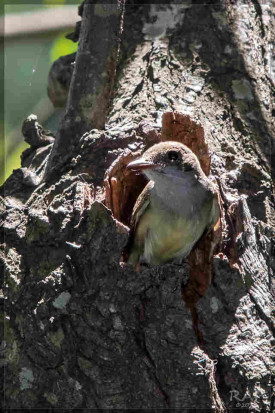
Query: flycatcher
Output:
[[126, 141, 219, 267]]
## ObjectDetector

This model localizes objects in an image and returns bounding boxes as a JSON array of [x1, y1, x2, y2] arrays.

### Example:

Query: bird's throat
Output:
[[151, 177, 204, 217]]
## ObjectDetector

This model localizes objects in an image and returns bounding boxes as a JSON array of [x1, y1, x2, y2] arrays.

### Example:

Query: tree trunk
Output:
[[1, 1, 274, 411]]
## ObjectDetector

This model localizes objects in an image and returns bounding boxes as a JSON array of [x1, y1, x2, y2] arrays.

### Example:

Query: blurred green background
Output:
[[1, 0, 81, 185]]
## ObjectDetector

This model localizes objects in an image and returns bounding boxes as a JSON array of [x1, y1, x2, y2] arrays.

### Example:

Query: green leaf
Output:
[[50, 31, 78, 63]]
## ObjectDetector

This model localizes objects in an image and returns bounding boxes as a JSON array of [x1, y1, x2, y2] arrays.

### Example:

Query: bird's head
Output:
[[127, 141, 203, 184]]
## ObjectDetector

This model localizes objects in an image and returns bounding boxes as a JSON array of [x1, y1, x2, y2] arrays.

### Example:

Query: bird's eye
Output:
[[183, 163, 193, 171], [167, 151, 179, 161]]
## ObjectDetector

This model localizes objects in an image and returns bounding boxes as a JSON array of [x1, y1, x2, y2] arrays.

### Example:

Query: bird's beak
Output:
[[127, 158, 156, 171]]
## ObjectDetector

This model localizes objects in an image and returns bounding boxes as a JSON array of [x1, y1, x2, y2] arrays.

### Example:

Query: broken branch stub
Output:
[[46, 1, 125, 179]]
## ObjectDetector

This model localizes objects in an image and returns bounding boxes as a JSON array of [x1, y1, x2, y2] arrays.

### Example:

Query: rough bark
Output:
[[1, 1, 274, 411], [46, 0, 125, 179]]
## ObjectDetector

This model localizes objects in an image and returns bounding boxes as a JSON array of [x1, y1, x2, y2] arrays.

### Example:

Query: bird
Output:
[[126, 141, 219, 269]]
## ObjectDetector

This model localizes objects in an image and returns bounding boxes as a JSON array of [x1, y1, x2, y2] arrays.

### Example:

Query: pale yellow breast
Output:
[[137, 208, 203, 265]]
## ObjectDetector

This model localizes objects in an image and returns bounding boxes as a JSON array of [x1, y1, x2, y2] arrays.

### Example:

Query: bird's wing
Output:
[[131, 180, 154, 229], [125, 181, 154, 268], [211, 191, 221, 228]]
